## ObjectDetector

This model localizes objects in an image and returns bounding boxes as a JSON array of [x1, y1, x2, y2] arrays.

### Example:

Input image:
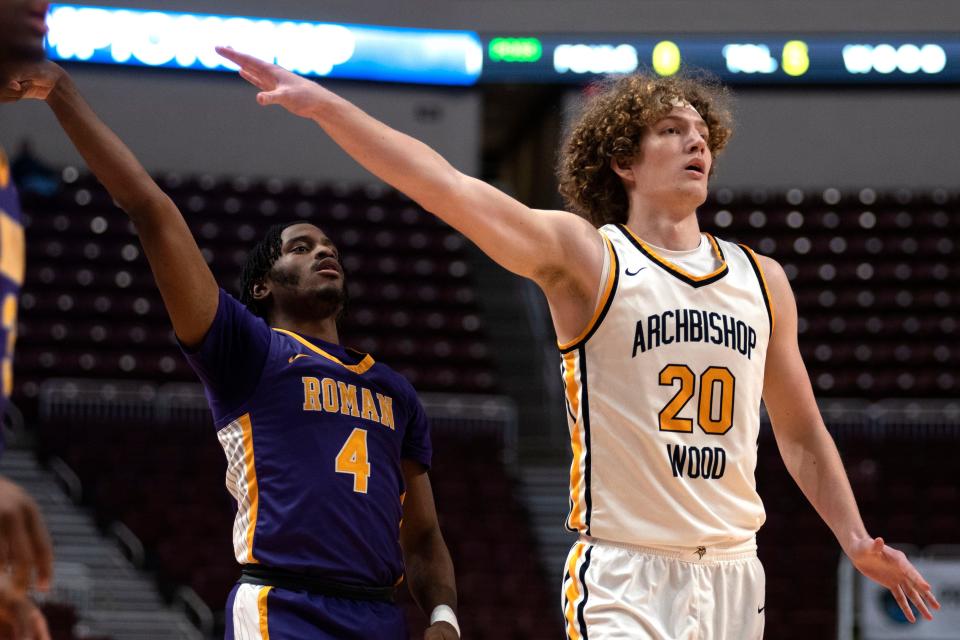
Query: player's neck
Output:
[[269, 313, 340, 345], [624, 204, 702, 251]]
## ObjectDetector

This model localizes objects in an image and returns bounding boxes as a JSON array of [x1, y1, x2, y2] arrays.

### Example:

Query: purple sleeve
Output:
[[180, 289, 271, 416], [401, 384, 432, 469]]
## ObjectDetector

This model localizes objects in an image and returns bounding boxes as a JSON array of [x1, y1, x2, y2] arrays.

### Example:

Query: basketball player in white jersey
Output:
[[217, 48, 940, 638]]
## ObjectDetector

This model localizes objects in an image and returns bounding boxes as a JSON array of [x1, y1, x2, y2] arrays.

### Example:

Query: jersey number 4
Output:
[[658, 364, 735, 435], [335, 428, 371, 493]]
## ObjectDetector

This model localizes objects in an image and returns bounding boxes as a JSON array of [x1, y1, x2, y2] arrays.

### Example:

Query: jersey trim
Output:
[[240, 413, 260, 564], [0, 147, 9, 188], [558, 235, 620, 353], [738, 244, 775, 338], [563, 347, 593, 535], [563, 540, 592, 640], [218, 413, 260, 564], [0, 210, 25, 285], [563, 351, 588, 533], [616, 224, 729, 288], [579, 349, 593, 535], [272, 328, 376, 374], [257, 586, 272, 639]]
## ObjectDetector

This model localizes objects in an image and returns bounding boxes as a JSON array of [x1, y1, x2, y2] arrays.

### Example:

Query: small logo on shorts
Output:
[[694, 546, 706, 559], [758, 605, 765, 614]]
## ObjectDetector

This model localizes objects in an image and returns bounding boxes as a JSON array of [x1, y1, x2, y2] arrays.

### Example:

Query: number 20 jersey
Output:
[[560, 224, 774, 549]]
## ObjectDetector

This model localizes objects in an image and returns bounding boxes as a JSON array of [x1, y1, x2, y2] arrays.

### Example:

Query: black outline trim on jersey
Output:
[[558, 235, 620, 354], [579, 346, 593, 535], [737, 244, 774, 339], [615, 224, 729, 288], [575, 544, 593, 640]]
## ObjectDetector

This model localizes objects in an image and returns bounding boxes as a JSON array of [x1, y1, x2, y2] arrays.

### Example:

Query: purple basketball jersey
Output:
[[0, 148, 25, 453], [182, 290, 431, 587]]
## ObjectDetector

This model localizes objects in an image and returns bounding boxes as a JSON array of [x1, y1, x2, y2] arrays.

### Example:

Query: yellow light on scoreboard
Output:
[[652, 40, 681, 76], [782, 40, 810, 77]]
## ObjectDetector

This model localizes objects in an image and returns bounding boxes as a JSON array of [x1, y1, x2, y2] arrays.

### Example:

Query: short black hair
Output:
[[239, 221, 299, 319]]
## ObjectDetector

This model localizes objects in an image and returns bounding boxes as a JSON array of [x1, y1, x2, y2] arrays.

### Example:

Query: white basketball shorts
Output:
[[562, 536, 766, 640]]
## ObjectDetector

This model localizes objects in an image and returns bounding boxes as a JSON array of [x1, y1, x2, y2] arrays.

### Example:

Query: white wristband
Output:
[[430, 604, 461, 637]]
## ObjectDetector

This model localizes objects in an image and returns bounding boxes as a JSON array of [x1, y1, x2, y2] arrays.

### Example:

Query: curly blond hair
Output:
[[557, 73, 733, 227]]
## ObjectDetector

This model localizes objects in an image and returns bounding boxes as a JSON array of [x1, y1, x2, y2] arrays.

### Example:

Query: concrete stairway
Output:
[[0, 450, 205, 640]]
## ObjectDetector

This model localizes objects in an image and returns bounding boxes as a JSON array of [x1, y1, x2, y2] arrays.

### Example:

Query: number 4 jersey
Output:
[[560, 224, 773, 549], [182, 290, 431, 587]]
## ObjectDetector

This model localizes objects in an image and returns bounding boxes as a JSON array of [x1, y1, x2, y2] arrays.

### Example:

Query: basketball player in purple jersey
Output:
[[5, 60, 459, 638], [0, 1, 54, 637], [214, 46, 941, 639]]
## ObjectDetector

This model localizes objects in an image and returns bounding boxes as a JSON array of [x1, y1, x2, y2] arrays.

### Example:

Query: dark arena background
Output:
[[1, 1, 958, 639]]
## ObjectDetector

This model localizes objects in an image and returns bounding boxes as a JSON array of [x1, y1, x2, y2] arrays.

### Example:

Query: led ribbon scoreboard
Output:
[[45, 4, 960, 86]]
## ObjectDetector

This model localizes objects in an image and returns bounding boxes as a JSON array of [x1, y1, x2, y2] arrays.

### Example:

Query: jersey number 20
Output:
[[335, 428, 371, 493], [658, 364, 735, 435]]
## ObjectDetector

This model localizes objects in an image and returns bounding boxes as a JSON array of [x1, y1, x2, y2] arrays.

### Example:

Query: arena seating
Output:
[[14, 169, 498, 418], [16, 176, 957, 416], [700, 186, 959, 398]]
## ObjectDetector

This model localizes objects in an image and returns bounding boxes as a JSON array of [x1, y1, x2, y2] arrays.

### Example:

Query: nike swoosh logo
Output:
[[758, 606, 765, 614], [625, 267, 647, 276], [288, 353, 311, 363]]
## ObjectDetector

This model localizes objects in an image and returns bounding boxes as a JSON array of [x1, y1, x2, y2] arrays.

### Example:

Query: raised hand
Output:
[[849, 536, 940, 623], [0, 60, 64, 103], [216, 46, 331, 119]]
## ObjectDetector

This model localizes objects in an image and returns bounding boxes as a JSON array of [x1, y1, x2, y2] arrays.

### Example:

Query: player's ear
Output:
[[610, 155, 635, 183], [251, 279, 270, 301]]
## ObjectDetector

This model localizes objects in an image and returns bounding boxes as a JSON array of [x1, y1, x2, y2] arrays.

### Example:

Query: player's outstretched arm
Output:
[[1, 63, 218, 347], [759, 255, 940, 623], [399, 460, 459, 640], [216, 47, 603, 295]]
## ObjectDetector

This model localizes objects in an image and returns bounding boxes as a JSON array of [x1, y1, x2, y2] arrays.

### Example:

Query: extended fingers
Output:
[[892, 584, 917, 623], [907, 585, 934, 621], [216, 46, 272, 75], [899, 559, 940, 616], [238, 68, 269, 90]]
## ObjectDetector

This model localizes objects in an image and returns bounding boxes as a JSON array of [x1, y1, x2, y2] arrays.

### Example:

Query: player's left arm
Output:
[[400, 459, 459, 640], [759, 254, 940, 622]]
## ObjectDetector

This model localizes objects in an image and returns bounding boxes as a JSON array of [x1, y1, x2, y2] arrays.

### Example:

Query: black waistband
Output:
[[239, 565, 396, 603]]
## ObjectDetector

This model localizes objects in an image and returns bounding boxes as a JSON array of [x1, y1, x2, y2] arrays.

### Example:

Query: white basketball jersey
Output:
[[560, 224, 774, 548]]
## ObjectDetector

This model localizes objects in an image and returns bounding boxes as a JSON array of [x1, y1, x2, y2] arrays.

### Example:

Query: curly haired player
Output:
[[217, 46, 941, 639]]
